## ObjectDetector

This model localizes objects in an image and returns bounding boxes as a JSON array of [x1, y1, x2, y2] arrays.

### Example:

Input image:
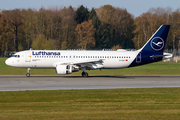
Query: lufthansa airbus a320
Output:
[[5, 25, 172, 77]]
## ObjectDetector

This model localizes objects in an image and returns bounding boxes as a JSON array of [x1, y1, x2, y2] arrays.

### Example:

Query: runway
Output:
[[0, 75, 180, 91]]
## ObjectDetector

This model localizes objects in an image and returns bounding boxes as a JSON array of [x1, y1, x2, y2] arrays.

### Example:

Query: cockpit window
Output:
[[12, 55, 20, 58]]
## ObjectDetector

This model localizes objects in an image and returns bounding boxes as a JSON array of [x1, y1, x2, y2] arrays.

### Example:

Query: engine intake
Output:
[[56, 65, 72, 74]]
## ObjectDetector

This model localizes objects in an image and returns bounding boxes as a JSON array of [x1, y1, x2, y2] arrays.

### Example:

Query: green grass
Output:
[[0, 88, 180, 120], [1, 58, 180, 75]]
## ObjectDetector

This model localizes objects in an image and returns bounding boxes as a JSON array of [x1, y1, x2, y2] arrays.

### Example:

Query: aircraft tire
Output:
[[82, 72, 85, 77], [26, 73, 30, 77], [82, 72, 88, 77], [84, 72, 88, 77]]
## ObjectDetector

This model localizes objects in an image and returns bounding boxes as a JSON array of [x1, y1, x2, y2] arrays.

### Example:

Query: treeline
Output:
[[133, 7, 180, 50], [0, 5, 180, 57]]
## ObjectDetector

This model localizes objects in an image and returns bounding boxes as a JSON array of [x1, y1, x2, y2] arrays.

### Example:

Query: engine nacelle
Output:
[[56, 65, 72, 74]]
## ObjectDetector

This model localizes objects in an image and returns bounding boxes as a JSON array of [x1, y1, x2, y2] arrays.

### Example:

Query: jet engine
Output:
[[56, 65, 72, 74], [56, 65, 79, 75]]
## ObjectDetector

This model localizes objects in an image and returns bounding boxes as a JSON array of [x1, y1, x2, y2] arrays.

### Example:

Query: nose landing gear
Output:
[[26, 68, 30, 77]]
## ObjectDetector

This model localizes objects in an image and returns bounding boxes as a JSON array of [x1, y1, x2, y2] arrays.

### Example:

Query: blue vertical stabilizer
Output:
[[129, 25, 170, 67]]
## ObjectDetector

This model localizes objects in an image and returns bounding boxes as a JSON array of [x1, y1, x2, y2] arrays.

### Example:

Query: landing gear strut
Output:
[[82, 71, 88, 77], [26, 68, 30, 77]]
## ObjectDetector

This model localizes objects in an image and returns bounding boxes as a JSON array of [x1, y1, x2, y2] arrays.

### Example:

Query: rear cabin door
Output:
[[136, 53, 141, 63]]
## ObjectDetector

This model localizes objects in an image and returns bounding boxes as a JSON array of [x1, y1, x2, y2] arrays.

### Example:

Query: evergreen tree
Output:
[[89, 8, 96, 20], [75, 5, 89, 24]]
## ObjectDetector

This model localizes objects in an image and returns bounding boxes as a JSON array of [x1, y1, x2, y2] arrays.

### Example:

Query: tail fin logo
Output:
[[150, 37, 164, 51]]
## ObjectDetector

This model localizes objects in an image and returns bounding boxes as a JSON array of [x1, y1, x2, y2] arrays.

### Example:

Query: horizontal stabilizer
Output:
[[150, 53, 173, 59], [150, 55, 167, 58]]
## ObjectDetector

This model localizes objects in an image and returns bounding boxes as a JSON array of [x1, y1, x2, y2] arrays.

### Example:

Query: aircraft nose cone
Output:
[[5, 59, 11, 66]]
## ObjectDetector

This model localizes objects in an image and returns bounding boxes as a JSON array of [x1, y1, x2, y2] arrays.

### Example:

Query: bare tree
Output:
[[75, 20, 96, 49]]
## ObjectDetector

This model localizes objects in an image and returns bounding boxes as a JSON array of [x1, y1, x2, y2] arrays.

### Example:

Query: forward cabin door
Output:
[[25, 51, 31, 62]]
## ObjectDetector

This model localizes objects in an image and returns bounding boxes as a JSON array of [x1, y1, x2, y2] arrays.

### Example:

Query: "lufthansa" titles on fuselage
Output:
[[32, 51, 61, 56]]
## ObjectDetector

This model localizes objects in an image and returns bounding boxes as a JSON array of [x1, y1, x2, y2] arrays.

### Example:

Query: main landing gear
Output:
[[26, 68, 30, 77], [81, 67, 88, 77], [82, 71, 88, 77]]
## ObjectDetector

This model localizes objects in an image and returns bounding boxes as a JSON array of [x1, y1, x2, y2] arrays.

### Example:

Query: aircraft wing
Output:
[[64, 59, 103, 65], [53, 59, 104, 69]]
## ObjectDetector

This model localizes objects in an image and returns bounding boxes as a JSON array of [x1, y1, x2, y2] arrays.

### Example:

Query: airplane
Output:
[[5, 25, 172, 77]]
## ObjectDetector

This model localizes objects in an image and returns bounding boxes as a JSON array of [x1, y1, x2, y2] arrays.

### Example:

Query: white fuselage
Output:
[[5, 50, 139, 69]]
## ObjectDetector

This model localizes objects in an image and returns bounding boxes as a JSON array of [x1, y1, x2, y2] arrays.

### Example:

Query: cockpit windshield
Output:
[[12, 55, 20, 58]]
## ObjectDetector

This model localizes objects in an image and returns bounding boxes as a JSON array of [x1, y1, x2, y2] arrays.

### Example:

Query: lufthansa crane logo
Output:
[[151, 37, 164, 51]]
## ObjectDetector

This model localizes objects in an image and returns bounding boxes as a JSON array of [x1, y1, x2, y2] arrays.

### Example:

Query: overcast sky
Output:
[[0, 0, 179, 17]]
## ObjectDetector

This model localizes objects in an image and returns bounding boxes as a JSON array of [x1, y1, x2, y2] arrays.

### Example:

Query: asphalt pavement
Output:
[[0, 75, 180, 91]]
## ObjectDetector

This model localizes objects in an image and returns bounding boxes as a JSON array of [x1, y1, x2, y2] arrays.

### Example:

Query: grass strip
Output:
[[0, 88, 180, 120]]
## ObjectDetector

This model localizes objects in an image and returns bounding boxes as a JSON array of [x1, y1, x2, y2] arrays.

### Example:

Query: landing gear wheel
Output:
[[82, 72, 85, 77], [26, 68, 31, 77], [84, 72, 88, 77], [82, 72, 88, 77], [26, 73, 30, 77]]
